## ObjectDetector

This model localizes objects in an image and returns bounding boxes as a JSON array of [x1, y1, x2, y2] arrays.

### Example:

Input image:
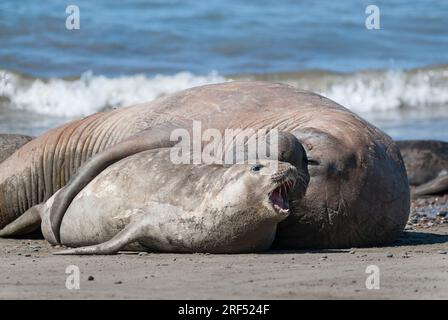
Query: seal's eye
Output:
[[251, 164, 264, 172], [307, 158, 319, 166]]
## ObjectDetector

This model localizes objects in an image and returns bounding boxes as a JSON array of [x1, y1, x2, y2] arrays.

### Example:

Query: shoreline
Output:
[[0, 196, 446, 299]]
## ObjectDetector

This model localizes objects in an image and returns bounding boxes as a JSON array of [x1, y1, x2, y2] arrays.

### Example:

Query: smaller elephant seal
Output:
[[35, 148, 304, 254], [397, 140, 448, 196]]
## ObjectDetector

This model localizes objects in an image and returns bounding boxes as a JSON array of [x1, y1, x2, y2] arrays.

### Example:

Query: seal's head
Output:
[[214, 160, 303, 222], [199, 159, 305, 253]]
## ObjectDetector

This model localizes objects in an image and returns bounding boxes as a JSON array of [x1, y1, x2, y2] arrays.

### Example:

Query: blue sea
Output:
[[0, 0, 447, 140]]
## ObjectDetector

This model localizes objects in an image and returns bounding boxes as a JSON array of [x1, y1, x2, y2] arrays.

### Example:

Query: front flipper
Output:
[[413, 174, 448, 196], [0, 204, 42, 237], [49, 123, 186, 244], [53, 215, 147, 255]]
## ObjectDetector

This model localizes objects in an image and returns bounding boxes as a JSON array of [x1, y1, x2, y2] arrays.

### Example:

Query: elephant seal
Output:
[[37, 149, 301, 254], [0, 134, 33, 163], [0, 81, 410, 248], [397, 140, 448, 196]]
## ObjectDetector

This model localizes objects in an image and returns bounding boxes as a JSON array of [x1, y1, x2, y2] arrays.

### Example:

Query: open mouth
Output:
[[269, 179, 294, 214]]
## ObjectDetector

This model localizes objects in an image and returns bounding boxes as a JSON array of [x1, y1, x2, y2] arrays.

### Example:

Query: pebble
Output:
[[349, 250, 356, 254], [88, 276, 95, 281], [138, 252, 148, 256], [438, 251, 447, 255], [386, 253, 393, 258], [114, 281, 122, 285], [436, 211, 447, 217]]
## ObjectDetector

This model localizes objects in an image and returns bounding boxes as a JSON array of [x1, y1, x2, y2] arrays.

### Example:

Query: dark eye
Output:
[[251, 164, 264, 172], [307, 158, 319, 166]]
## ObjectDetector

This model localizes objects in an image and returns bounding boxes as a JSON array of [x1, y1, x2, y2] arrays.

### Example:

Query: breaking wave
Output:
[[1, 65, 447, 118]]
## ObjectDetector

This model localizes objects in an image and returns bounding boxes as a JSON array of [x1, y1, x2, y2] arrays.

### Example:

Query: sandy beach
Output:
[[0, 196, 446, 300]]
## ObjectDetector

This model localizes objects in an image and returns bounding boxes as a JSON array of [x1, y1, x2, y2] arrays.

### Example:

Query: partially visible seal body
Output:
[[0, 134, 33, 163], [0, 81, 410, 248], [38, 149, 301, 254], [397, 140, 448, 196]]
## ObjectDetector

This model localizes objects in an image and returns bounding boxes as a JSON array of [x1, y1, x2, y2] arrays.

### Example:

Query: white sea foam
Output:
[[1, 67, 447, 118], [320, 69, 448, 113], [242, 66, 448, 114], [0, 70, 226, 117]]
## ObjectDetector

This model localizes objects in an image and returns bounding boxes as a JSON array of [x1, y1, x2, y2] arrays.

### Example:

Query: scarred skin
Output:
[[0, 81, 410, 248]]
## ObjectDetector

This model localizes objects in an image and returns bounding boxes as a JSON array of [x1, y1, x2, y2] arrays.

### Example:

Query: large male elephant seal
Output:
[[3, 149, 303, 254], [397, 140, 448, 196], [0, 81, 410, 248]]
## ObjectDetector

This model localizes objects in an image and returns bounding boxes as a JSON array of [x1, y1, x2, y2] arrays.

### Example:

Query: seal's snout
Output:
[[269, 165, 298, 215]]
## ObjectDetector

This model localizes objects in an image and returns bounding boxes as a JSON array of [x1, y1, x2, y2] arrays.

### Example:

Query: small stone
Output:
[[386, 253, 393, 258], [138, 252, 148, 256], [349, 250, 356, 254], [87, 276, 95, 281], [24, 254, 31, 257], [114, 281, 122, 285], [438, 251, 447, 255], [436, 211, 447, 218]]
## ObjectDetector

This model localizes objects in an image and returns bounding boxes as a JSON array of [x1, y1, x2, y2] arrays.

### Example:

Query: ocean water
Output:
[[0, 0, 447, 140]]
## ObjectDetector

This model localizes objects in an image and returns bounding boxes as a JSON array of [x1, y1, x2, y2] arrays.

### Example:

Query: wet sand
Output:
[[0, 197, 447, 300]]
